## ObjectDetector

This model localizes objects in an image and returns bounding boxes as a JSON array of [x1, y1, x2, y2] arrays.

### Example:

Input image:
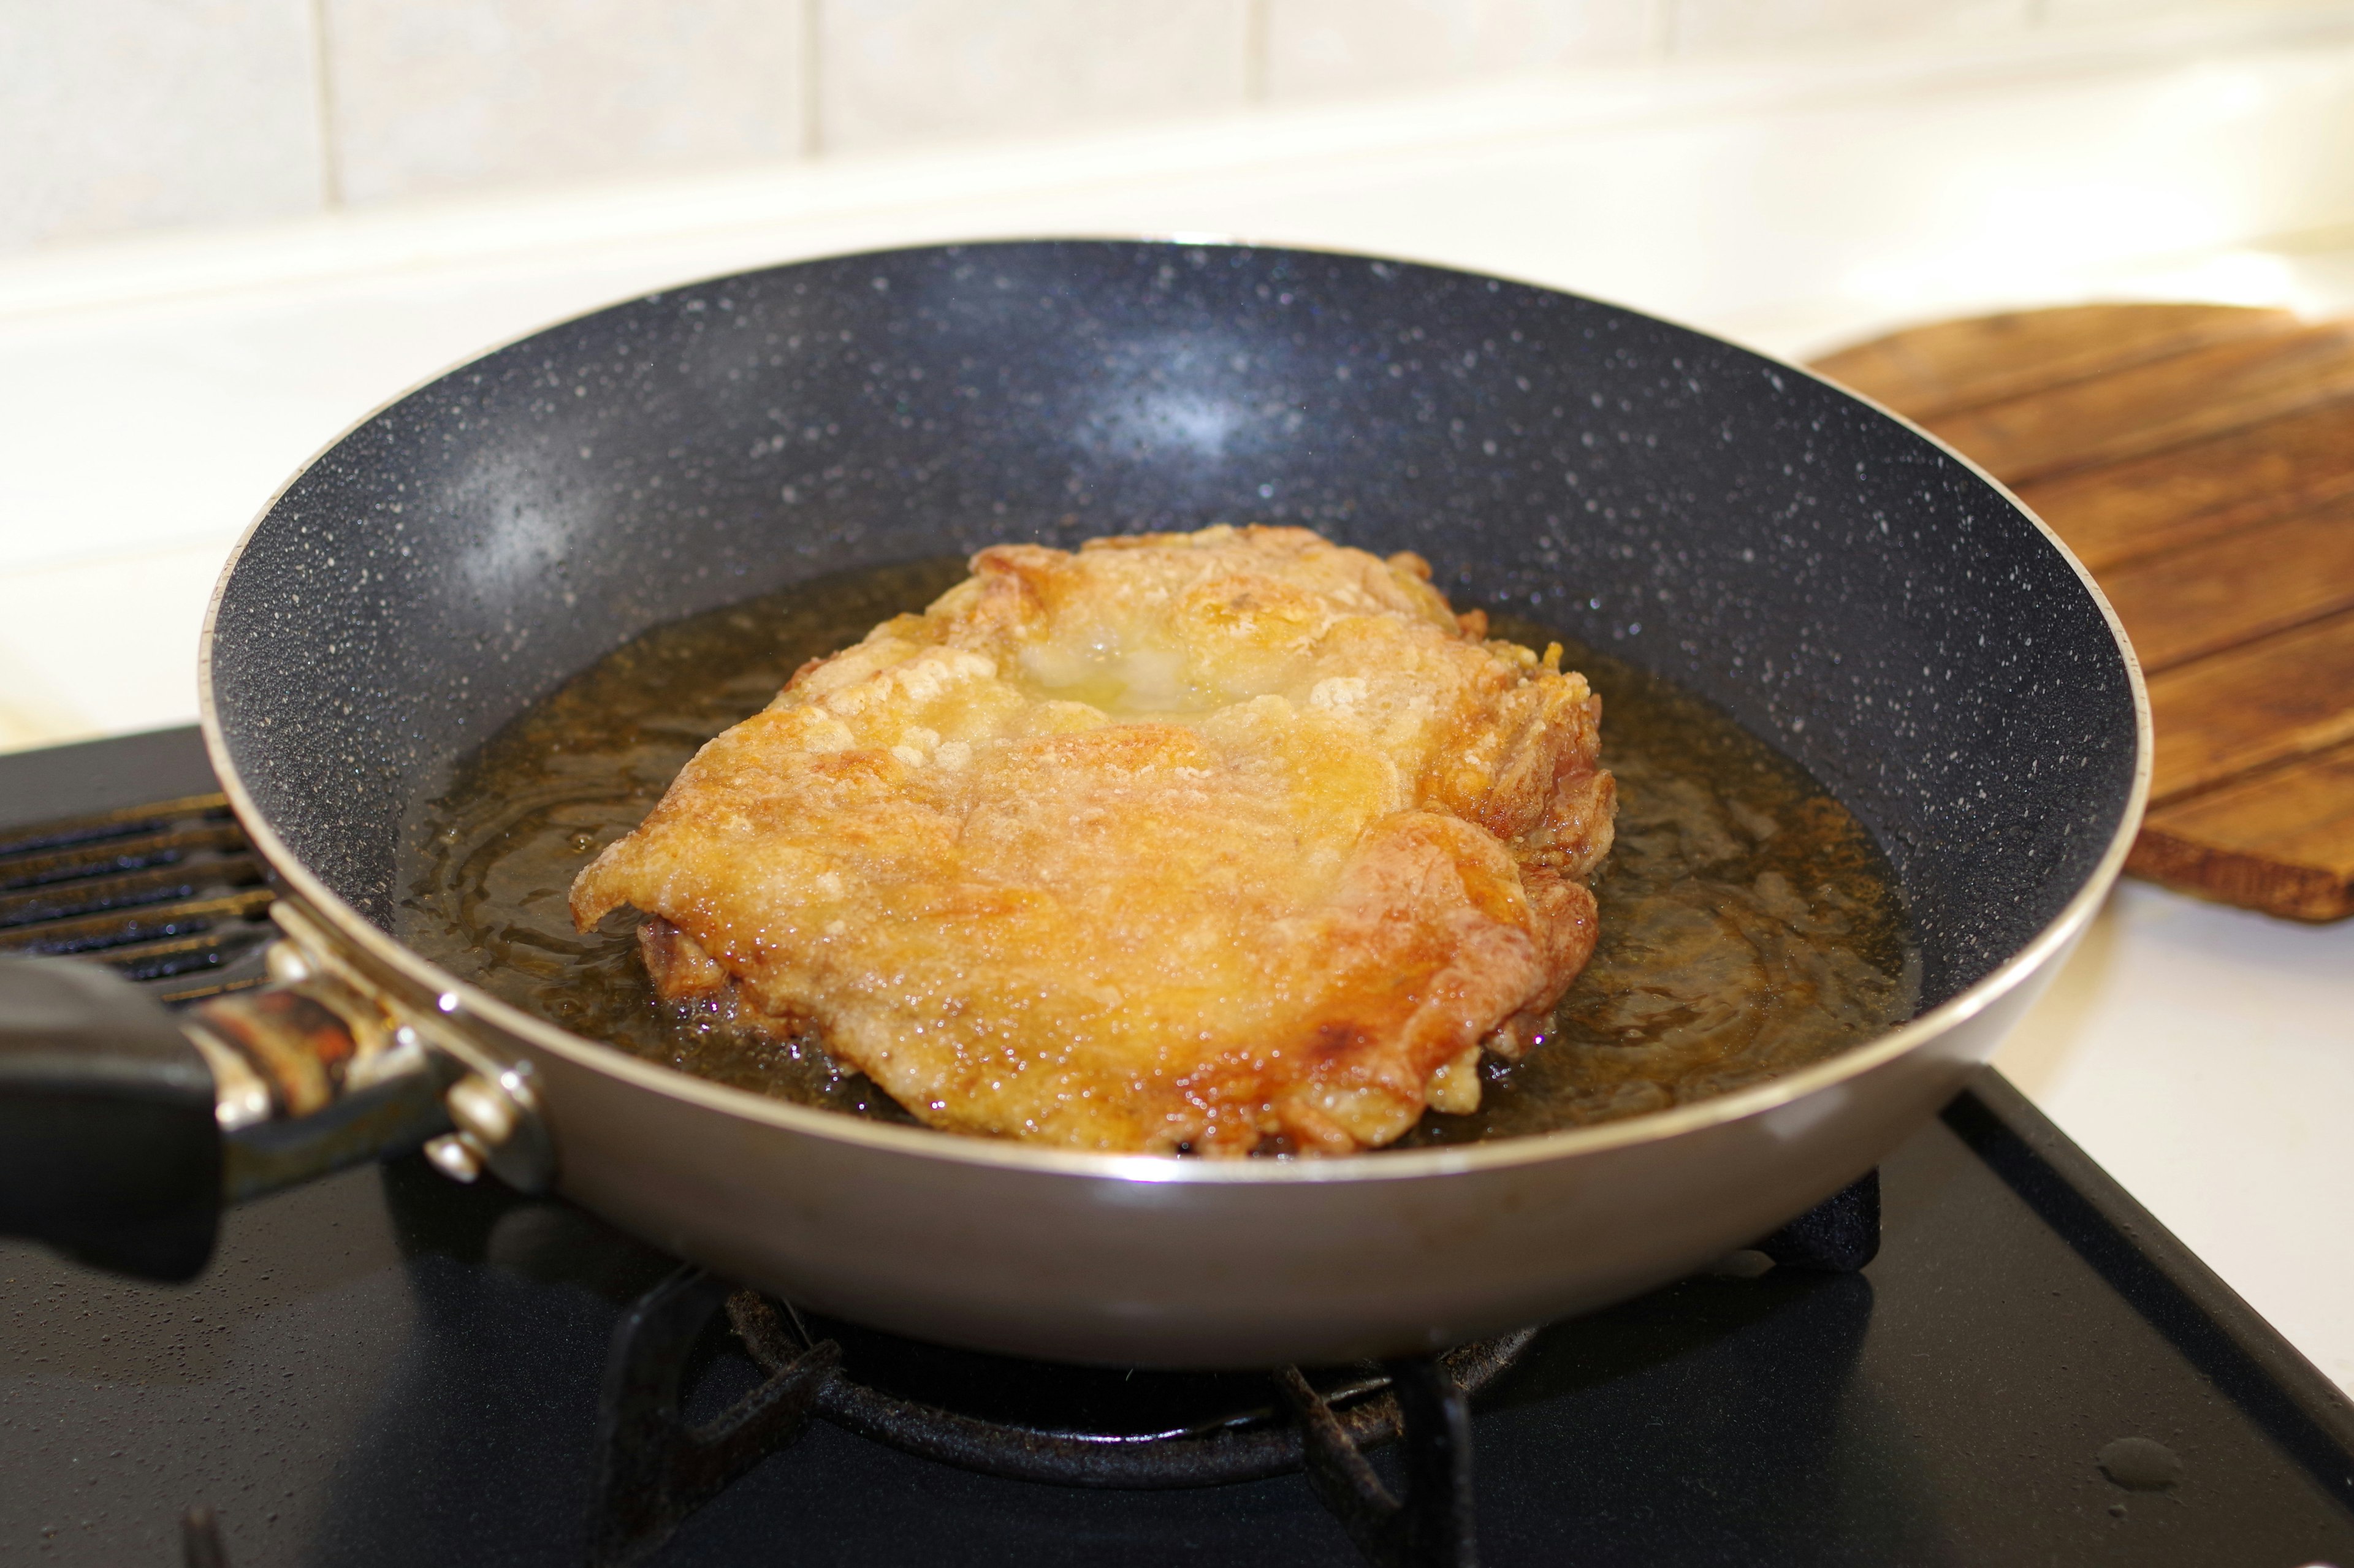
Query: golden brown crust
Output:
[[572, 525, 1614, 1154]]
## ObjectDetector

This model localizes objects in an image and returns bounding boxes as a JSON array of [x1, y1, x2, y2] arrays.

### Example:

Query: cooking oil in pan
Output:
[[399, 557, 1921, 1147]]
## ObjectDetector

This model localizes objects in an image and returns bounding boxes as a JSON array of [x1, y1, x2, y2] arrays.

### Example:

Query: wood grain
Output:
[[1807, 304, 2298, 422], [2013, 395, 2354, 574], [1921, 321, 2354, 484], [2146, 610, 2354, 804], [2133, 742, 2354, 921], [2097, 498, 2354, 673], [1811, 302, 2354, 921]]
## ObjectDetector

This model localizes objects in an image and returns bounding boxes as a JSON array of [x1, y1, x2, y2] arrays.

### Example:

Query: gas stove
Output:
[[5, 728, 2353, 1567]]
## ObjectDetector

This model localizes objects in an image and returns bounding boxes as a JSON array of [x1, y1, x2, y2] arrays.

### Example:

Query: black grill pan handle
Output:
[[0, 954, 222, 1279]]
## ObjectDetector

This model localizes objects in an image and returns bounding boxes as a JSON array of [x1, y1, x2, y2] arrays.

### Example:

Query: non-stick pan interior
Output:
[[209, 240, 2138, 1011]]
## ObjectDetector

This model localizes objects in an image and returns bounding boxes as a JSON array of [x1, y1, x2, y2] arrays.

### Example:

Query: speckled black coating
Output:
[[210, 240, 2137, 1009]]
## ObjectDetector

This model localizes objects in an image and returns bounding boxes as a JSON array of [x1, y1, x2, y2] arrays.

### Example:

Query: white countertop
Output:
[[3, 18, 2350, 1394]]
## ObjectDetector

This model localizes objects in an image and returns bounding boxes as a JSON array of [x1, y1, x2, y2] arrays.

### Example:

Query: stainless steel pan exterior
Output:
[[200, 240, 2149, 1368]]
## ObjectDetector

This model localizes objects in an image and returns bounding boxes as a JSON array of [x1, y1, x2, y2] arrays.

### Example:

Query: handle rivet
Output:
[[429, 1060, 552, 1192], [424, 1133, 487, 1184], [262, 943, 313, 985], [446, 1073, 520, 1147]]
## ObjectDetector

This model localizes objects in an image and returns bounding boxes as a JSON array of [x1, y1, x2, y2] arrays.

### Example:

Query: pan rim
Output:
[[197, 235, 2155, 1189]]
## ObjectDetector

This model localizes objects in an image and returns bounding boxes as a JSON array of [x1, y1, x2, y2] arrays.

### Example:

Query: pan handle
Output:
[[0, 956, 223, 1279], [0, 950, 457, 1281]]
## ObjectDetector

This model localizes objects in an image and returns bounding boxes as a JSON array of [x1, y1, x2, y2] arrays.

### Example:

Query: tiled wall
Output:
[[1, 0, 327, 253], [0, 0, 2329, 253], [819, 1, 1253, 153], [1673, 0, 2031, 54], [323, 0, 805, 204]]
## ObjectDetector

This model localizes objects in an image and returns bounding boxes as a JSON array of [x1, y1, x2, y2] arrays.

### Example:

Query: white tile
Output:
[[0, 0, 326, 254], [2044, 0, 2344, 21], [323, 0, 805, 205], [1673, 0, 2031, 54], [820, 0, 1251, 154], [0, 253, 690, 582], [1267, 0, 1658, 101], [0, 541, 231, 750]]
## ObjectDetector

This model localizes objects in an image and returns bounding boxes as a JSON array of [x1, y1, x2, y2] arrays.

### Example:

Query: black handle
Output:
[[0, 956, 220, 1279]]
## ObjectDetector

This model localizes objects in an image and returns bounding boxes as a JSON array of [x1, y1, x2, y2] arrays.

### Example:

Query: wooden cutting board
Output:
[[1809, 303, 2354, 922]]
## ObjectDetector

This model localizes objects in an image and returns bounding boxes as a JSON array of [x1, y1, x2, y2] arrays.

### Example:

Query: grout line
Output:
[[1650, 0, 1679, 60], [6, 12, 2354, 327], [801, 0, 825, 158], [1244, 0, 1270, 105], [309, 0, 344, 208]]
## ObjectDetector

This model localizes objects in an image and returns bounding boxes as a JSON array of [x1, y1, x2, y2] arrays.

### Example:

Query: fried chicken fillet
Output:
[[571, 525, 1615, 1155]]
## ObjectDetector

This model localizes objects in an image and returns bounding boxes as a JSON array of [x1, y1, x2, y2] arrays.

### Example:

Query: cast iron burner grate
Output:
[[581, 1174, 1881, 1568], [0, 794, 275, 1004]]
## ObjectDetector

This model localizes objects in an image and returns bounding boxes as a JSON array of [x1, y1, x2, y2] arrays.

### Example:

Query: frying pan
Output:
[[0, 240, 2147, 1368]]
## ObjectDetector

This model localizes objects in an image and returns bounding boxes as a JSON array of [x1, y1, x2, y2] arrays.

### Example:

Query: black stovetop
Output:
[[5, 728, 2353, 1567]]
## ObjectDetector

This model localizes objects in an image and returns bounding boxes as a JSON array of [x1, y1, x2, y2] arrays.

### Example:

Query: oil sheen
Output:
[[398, 557, 1921, 1147]]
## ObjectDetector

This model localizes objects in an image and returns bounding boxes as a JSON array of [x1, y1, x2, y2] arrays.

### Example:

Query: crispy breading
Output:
[[571, 525, 1615, 1154]]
